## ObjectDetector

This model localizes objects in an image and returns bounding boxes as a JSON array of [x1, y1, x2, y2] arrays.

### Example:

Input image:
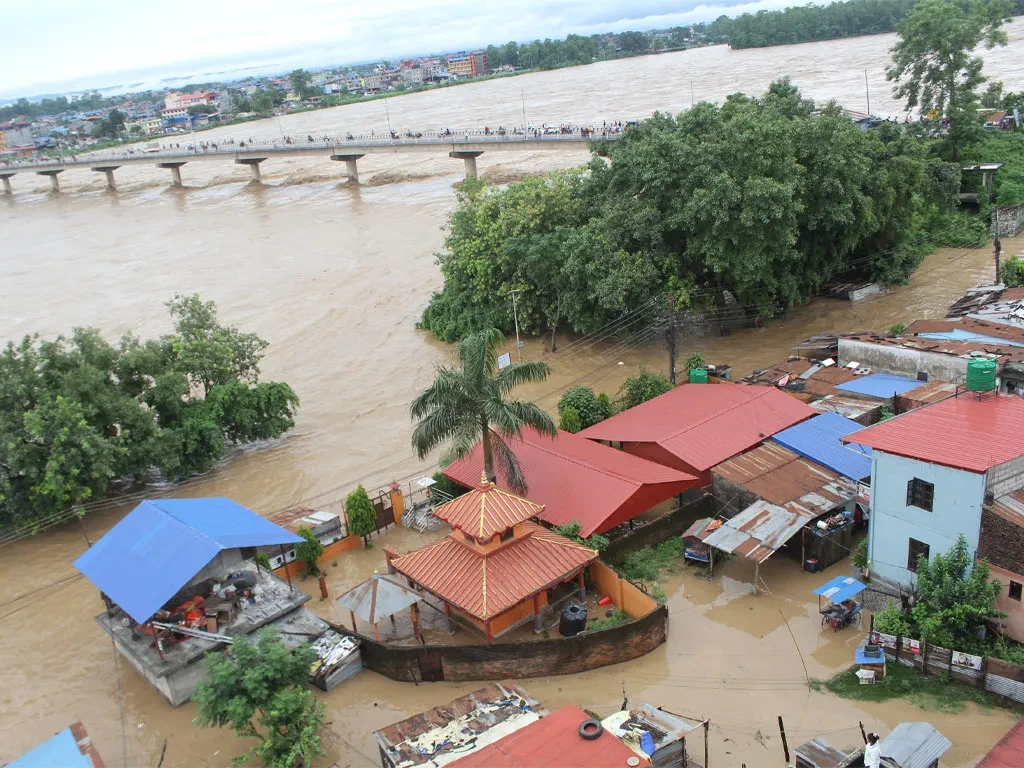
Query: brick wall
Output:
[[979, 507, 1024, 574], [338, 605, 668, 682]]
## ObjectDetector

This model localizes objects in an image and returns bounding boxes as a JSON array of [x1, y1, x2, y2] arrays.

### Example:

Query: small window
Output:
[[906, 478, 934, 512], [500, 528, 515, 543], [908, 538, 930, 573], [463, 531, 475, 544], [1011, 582, 1023, 602]]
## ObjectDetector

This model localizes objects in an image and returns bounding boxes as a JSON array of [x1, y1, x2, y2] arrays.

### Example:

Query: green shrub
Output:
[[650, 584, 667, 604], [617, 367, 672, 411], [853, 538, 868, 570], [888, 323, 907, 336], [874, 600, 914, 637], [620, 538, 686, 582], [1000, 255, 1024, 287], [557, 386, 609, 429], [588, 610, 632, 631], [295, 527, 324, 576], [554, 520, 609, 550], [559, 406, 583, 433], [346, 484, 377, 546]]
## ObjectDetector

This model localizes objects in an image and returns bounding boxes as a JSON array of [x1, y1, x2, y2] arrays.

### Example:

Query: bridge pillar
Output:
[[36, 169, 63, 192], [235, 157, 267, 183], [330, 153, 365, 183], [158, 162, 186, 188], [449, 151, 483, 180], [0, 173, 13, 195], [91, 166, 120, 191]]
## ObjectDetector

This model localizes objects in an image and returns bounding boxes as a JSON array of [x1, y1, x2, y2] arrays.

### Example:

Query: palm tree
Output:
[[411, 328, 556, 494]]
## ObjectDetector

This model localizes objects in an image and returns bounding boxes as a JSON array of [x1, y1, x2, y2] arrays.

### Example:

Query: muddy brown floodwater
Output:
[[3, 27, 1024, 768]]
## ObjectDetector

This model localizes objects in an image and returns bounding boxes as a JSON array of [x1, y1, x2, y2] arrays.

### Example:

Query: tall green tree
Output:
[[410, 328, 555, 493], [288, 69, 317, 100], [887, 0, 1009, 159], [345, 484, 377, 547], [911, 534, 1004, 650], [194, 629, 325, 768]]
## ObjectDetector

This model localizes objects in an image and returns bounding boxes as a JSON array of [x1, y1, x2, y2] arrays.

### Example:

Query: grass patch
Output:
[[818, 663, 1016, 714], [587, 610, 632, 631], [620, 538, 685, 582]]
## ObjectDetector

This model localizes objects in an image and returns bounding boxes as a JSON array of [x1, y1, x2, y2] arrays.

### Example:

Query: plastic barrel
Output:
[[559, 601, 588, 637], [966, 357, 997, 392]]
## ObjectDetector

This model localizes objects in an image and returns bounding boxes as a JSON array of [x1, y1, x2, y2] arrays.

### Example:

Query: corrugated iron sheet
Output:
[[698, 500, 807, 564], [976, 717, 1024, 767], [772, 412, 872, 481], [444, 428, 696, 537], [845, 393, 1024, 472], [877, 722, 951, 768], [336, 574, 421, 624], [392, 524, 597, 620], [835, 373, 922, 398], [579, 384, 814, 472], [433, 481, 544, 540], [794, 737, 848, 768], [714, 443, 858, 516]]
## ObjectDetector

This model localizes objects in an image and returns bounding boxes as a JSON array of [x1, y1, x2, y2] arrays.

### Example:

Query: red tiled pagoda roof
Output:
[[433, 477, 544, 540]]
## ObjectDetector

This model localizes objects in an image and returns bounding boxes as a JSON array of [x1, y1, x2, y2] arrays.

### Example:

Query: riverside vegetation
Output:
[[0, 295, 299, 527]]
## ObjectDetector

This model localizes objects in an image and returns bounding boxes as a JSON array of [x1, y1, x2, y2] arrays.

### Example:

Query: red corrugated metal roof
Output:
[[977, 718, 1024, 767], [433, 479, 544, 540], [579, 384, 815, 471], [449, 705, 648, 768], [391, 523, 597, 621], [444, 428, 696, 537], [845, 393, 1024, 472]]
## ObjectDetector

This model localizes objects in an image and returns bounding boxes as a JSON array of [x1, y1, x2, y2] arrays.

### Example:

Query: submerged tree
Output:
[[410, 328, 555, 494], [345, 484, 377, 547], [887, 0, 1009, 159], [194, 629, 325, 768]]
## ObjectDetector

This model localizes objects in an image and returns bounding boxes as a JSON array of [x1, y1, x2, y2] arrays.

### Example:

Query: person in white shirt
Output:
[[864, 732, 881, 768]]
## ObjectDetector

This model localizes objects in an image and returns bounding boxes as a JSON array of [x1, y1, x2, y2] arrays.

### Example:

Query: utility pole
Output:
[[509, 289, 523, 361], [520, 88, 527, 126], [995, 206, 1003, 283], [385, 98, 393, 138], [864, 70, 871, 116], [690, 80, 695, 107], [666, 295, 678, 385]]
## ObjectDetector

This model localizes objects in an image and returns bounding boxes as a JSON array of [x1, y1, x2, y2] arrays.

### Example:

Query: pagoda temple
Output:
[[390, 475, 598, 642]]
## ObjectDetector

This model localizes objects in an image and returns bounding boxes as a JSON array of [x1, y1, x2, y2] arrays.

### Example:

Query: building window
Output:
[[908, 538, 930, 573], [1011, 581, 1023, 602], [906, 478, 934, 512], [500, 528, 515, 543]]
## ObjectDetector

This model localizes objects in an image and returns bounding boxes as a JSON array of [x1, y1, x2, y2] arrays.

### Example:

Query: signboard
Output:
[[902, 638, 921, 656], [952, 651, 984, 671], [497, 352, 511, 370], [870, 631, 898, 651]]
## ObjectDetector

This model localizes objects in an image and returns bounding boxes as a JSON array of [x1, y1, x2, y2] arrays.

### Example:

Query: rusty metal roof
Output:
[[714, 443, 858, 515], [795, 737, 848, 768], [374, 681, 545, 768], [432, 478, 544, 540], [391, 523, 597, 621], [443, 428, 696, 538], [898, 380, 958, 409], [697, 500, 808, 563], [579, 384, 814, 472], [810, 394, 883, 421]]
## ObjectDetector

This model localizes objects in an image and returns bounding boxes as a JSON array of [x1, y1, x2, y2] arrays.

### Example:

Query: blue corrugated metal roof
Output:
[[8, 728, 92, 768], [73, 498, 301, 623], [771, 412, 872, 480], [813, 576, 866, 603], [919, 329, 1024, 348], [835, 372, 921, 398]]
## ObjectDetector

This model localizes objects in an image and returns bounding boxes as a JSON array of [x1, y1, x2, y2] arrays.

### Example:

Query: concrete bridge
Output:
[[0, 132, 612, 193]]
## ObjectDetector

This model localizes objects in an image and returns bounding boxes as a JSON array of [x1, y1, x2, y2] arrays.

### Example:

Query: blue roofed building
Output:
[[8, 722, 103, 768], [772, 412, 872, 481], [73, 498, 321, 706], [834, 372, 922, 399]]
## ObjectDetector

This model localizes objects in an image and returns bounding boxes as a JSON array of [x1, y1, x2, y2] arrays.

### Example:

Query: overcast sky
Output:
[[2, 0, 799, 99]]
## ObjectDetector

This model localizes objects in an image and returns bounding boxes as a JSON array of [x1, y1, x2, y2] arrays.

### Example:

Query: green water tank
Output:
[[966, 357, 997, 392], [689, 368, 708, 384]]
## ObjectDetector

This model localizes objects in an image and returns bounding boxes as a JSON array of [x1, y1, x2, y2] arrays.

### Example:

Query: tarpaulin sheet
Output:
[[813, 575, 866, 604], [74, 498, 301, 623]]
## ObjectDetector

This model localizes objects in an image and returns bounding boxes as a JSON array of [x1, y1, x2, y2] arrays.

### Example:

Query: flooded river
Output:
[[2, 27, 1024, 768]]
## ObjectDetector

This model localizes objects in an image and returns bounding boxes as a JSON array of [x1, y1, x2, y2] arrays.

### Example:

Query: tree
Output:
[[410, 328, 556, 494], [559, 406, 582, 433], [346, 484, 377, 547], [188, 104, 217, 115], [617, 31, 650, 52], [0, 296, 299, 528], [289, 69, 317, 100], [911, 534, 1004, 650], [1000, 255, 1024, 286], [887, 0, 1009, 159], [617, 367, 671, 411], [194, 629, 325, 768], [295, 527, 324, 575], [557, 386, 609, 430]]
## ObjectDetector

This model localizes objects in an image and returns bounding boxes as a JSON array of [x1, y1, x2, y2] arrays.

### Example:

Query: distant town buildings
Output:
[[447, 51, 488, 78]]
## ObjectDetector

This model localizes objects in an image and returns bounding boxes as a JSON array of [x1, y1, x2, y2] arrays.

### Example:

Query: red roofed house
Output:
[[443, 427, 697, 538], [845, 392, 1024, 590], [390, 476, 598, 642], [579, 383, 815, 486], [449, 704, 648, 768], [977, 718, 1024, 767]]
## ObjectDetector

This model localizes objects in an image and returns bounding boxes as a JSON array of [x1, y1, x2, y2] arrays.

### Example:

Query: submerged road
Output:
[[0, 131, 614, 191]]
